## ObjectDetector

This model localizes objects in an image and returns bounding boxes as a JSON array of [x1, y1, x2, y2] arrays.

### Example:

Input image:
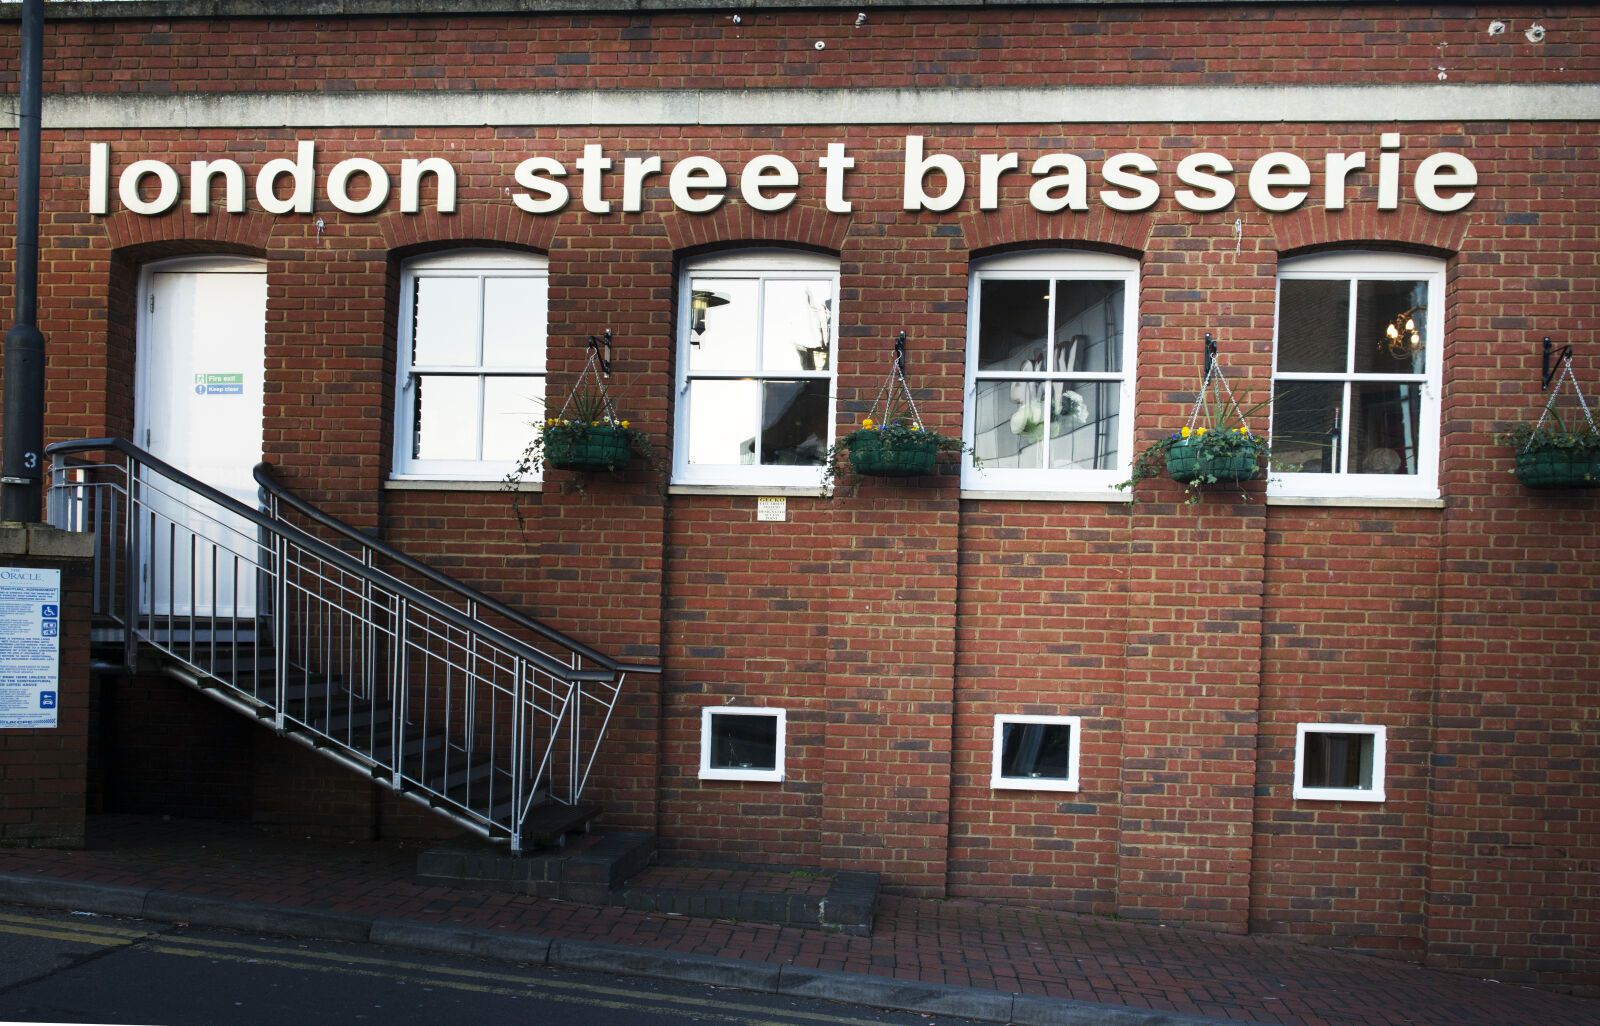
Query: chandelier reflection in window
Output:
[[1383, 305, 1426, 360]]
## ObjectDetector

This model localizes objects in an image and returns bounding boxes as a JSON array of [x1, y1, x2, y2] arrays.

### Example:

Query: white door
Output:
[[135, 259, 267, 619]]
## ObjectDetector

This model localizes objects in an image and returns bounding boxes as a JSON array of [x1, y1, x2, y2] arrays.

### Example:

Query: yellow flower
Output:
[[862, 418, 875, 429], [910, 424, 921, 432], [1197, 427, 1208, 435], [1180, 426, 1192, 437], [620, 420, 630, 429]]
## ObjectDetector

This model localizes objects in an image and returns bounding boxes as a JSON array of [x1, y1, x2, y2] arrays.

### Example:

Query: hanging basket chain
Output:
[[864, 351, 926, 430], [553, 345, 621, 425], [1184, 356, 1254, 435], [1528, 354, 1599, 450]]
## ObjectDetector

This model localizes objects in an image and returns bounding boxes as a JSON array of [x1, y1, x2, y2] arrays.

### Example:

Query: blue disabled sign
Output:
[[0, 566, 62, 729]]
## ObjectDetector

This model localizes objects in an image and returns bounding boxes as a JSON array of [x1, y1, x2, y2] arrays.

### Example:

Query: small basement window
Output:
[[1294, 723, 1386, 801], [991, 714, 1080, 791], [699, 706, 785, 782]]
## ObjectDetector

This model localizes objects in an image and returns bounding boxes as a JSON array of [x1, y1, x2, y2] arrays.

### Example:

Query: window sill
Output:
[[698, 770, 785, 783], [386, 478, 541, 493], [669, 483, 826, 498], [961, 488, 1133, 503], [1266, 494, 1443, 509], [1292, 789, 1387, 803], [991, 779, 1080, 792]]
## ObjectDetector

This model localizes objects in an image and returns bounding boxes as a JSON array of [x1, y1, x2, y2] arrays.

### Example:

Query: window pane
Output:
[[709, 713, 778, 771], [1049, 380, 1120, 470], [1277, 279, 1349, 373], [761, 379, 828, 466], [412, 277, 479, 367], [411, 375, 479, 460], [686, 379, 759, 466], [1272, 380, 1343, 474], [978, 278, 1050, 371], [1053, 280, 1123, 373], [1351, 382, 1422, 475], [1355, 279, 1428, 375], [482, 277, 546, 369], [687, 279, 758, 371], [762, 279, 832, 372], [1303, 732, 1373, 790], [481, 375, 543, 462], [1000, 722, 1073, 781], [973, 378, 1045, 469]]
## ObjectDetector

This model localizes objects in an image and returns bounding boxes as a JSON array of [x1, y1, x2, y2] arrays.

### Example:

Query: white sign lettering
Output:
[[87, 135, 1478, 219]]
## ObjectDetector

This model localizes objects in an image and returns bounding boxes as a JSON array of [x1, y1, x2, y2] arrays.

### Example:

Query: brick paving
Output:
[[0, 816, 1594, 1026]]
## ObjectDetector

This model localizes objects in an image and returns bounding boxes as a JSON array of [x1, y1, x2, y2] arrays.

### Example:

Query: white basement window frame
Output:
[[699, 706, 786, 783], [962, 251, 1139, 499], [991, 713, 1081, 792], [673, 250, 839, 490], [1269, 251, 1444, 502], [392, 249, 549, 481], [1293, 722, 1387, 802]]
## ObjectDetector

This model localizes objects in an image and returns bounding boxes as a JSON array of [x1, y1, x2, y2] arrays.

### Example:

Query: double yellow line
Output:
[[0, 912, 904, 1026]]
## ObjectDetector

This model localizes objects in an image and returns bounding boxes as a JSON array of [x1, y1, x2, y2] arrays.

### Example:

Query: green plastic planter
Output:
[[543, 425, 634, 472], [1514, 447, 1600, 489], [1165, 436, 1261, 485], [847, 431, 939, 477]]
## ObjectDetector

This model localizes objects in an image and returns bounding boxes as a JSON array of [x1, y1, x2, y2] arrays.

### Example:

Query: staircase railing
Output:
[[45, 437, 658, 853]]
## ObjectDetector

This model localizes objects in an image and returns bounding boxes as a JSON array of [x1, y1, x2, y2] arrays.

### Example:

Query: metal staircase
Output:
[[45, 438, 658, 852]]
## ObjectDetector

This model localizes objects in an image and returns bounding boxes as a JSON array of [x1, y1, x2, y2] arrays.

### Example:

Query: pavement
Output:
[[0, 816, 1594, 1026]]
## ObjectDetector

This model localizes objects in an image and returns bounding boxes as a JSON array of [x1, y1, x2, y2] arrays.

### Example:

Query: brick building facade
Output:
[[0, 0, 1595, 992]]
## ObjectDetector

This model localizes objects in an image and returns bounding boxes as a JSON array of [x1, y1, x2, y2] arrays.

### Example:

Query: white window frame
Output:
[[991, 713, 1081, 792], [699, 706, 786, 783], [392, 249, 548, 481], [1293, 722, 1387, 802], [962, 251, 1139, 499], [673, 250, 840, 490], [1269, 251, 1444, 502]]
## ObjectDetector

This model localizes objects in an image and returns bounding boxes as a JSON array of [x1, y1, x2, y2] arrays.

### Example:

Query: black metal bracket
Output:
[[1203, 332, 1217, 377], [893, 330, 908, 374], [1542, 336, 1572, 391], [589, 329, 613, 376]]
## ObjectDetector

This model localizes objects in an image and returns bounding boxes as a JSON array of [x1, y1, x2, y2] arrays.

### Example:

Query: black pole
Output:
[[1, 0, 44, 522]]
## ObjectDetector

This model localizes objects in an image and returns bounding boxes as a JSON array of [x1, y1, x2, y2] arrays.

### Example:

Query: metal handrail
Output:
[[44, 436, 643, 850], [47, 438, 594, 683], [253, 461, 660, 678]]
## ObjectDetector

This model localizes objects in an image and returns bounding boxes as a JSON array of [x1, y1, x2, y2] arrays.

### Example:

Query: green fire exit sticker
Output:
[[193, 372, 244, 396]]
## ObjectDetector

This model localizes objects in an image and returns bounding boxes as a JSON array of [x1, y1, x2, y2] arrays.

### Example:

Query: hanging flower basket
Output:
[[1498, 353, 1600, 491], [1514, 448, 1600, 488], [1116, 340, 1276, 504], [846, 427, 939, 477], [822, 332, 970, 491], [543, 422, 635, 472], [1164, 432, 1265, 485], [504, 331, 665, 510]]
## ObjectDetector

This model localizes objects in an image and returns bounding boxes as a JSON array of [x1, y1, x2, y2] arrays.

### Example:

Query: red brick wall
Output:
[[8, 7, 1582, 94], [1253, 509, 1442, 959], [952, 502, 1129, 915], [1, 1, 1594, 989]]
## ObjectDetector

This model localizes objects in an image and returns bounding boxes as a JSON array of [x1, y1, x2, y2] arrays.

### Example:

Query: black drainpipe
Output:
[[1, 0, 44, 523]]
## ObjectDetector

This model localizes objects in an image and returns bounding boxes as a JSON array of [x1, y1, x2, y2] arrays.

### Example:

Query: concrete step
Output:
[[417, 824, 654, 906]]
